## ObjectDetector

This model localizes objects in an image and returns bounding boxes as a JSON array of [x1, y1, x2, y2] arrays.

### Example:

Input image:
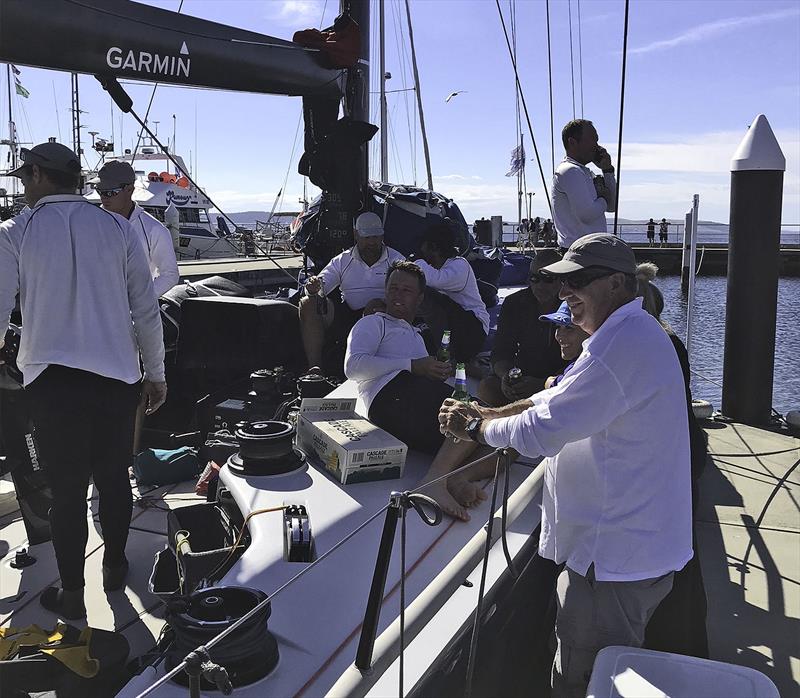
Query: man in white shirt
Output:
[[93, 160, 180, 298], [551, 119, 617, 250], [439, 233, 692, 698], [414, 222, 489, 363], [300, 212, 404, 373], [345, 261, 488, 520], [0, 142, 166, 620]]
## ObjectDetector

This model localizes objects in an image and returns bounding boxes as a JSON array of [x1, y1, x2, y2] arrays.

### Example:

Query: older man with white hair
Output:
[[439, 233, 692, 698]]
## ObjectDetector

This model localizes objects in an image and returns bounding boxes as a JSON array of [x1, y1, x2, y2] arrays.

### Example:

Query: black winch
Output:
[[226, 421, 305, 476], [166, 586, 278, 689]]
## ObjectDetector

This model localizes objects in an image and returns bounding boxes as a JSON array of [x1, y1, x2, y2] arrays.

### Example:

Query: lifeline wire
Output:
[[495, 0, 554, 220]]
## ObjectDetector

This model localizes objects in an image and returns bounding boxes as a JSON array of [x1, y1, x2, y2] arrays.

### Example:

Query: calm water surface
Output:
[[657, 275, 800, 415]]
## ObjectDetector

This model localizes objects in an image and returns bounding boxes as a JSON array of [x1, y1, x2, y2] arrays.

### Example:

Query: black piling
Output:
[[722, 114, 785, 425]]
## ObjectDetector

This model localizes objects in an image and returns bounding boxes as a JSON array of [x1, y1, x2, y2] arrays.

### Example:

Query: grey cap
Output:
[[90, 160, 136, 189], [8, 142, 81, 177], [541, 233, 636, 275], [355, 211, 384, 237]]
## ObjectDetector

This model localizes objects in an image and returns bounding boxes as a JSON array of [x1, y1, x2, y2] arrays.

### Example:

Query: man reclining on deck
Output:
[[344, 260, 490, 521]]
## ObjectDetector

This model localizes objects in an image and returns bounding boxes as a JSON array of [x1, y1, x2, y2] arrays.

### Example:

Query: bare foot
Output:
[[421, 480, 469, 521], [448, 478, 488, 508]]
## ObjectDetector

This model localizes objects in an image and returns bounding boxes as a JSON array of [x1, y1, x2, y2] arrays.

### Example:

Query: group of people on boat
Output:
[[304, 118, 705, 697], [0, 119, 706, 698]]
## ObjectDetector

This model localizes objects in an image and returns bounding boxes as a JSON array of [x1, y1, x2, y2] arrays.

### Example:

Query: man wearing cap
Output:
[[299, 211, 404, 373], [478, 248, 566, 406], [0, 142, 166, 619], [439, 233, 692, 698], [93, 160, 179, 298], [551, 119, 616, 250]]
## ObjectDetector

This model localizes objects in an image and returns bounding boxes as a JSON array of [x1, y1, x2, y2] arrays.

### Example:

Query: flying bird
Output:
[[445, 91, 467, 103]]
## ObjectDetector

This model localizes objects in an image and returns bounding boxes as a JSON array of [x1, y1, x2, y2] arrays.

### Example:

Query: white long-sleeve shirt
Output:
[[551, 156, 616, 249], [344, 312, 429, 412], [318, 245, 405, 311], [0, 194, 165, 385], [127, 204, 180, 297], [484, 299, 692, 582], [415, 257, 490, 333]]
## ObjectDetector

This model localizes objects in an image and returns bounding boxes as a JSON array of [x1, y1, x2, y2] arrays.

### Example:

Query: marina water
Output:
[[657, 275, 799, 415]]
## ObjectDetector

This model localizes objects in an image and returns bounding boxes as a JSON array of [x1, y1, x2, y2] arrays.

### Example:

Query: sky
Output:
[[2, 0, 799, 224]]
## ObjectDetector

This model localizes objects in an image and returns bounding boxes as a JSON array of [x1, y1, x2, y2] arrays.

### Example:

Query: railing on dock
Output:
[[496, 222, 800, 249]]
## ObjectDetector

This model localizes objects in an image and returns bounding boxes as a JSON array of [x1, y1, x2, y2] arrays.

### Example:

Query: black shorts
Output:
[[419, 289, 487, 363], [368, 371, 452, 455]]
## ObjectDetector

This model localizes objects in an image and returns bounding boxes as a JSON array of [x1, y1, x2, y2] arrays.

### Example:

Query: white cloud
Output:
[[435, 174, 484, 181], [266, 0, 325, 25], [631, 8, 800, 56]]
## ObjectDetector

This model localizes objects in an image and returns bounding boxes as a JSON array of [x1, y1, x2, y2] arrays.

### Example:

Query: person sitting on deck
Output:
[[539, 301, 590, 388], [344, 261, 490, 521], [299, 212, 404, 375], [413, 222, 490, 365], [478, 248, 567, 406]]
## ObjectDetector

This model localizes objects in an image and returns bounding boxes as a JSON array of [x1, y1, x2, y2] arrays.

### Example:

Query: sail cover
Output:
[[0, 0, 343, 97]]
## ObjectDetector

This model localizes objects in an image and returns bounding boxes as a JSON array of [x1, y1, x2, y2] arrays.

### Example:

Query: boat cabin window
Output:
[[179, 208, 201, 223], [143, 207, 166, 222], [198, 209, 209, 223]]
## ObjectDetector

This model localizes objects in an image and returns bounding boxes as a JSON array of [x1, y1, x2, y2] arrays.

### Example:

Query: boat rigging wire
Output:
[[404, 0, 434, 192], [495, 0, 554, 220], [135, 501, 393, 698], [568, 0, 576, 120], [545, 0, 555, 179], [613, 0, 630, 235], [577, 0, 584, 118], [463, 451, 505, 698]]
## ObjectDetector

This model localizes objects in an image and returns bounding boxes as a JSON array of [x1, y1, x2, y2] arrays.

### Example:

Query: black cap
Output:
[[8, 142, 81, 177]]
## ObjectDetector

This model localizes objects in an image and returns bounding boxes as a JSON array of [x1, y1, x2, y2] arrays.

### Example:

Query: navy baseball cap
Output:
[[539, 301, 573, 326]]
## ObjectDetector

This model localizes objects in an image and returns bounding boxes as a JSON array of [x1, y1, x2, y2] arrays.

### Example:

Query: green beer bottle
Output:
[[451, 363, 470, 403], [437, 330, 451, 363]]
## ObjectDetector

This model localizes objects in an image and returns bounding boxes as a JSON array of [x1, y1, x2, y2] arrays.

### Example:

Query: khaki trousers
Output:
[[551, 565, 674, 698]]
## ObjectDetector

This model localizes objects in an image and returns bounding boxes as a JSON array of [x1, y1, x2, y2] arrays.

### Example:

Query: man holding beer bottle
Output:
[[345, 261, 488, 520]]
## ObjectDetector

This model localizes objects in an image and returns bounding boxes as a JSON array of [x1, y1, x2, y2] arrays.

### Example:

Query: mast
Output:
[[6, 64, 17, 194], [346, 0, 370, 205], [379, 0, 388, 183], [404, 0, 433, 192], [70, 72, 82, 162]]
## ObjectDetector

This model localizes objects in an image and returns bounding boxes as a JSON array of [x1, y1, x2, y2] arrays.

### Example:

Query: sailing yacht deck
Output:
[[1, 419, 798, 696]]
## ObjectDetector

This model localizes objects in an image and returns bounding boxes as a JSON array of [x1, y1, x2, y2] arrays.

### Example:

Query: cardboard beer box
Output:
[[296, 398, 407, 485]]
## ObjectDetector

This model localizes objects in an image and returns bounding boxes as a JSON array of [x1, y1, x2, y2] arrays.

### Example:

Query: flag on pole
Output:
[[10, 64, 21, 76], [505, 144, 525, 177], [14, 78, 29, 98]]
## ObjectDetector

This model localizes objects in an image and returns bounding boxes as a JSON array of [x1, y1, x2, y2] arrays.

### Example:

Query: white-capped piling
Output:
[[721, 114, 785, 425]]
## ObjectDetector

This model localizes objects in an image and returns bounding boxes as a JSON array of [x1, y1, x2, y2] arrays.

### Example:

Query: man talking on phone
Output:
[[551, 119, 617, 251]]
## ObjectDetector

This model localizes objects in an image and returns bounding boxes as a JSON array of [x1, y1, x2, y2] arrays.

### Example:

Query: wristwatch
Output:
[[465, 417, 484, 444]]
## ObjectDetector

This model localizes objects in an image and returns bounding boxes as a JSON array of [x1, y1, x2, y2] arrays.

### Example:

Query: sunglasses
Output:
[[560, 268, 619, 290], [529, 273, 557, 284], [95, 185, 126, 197]]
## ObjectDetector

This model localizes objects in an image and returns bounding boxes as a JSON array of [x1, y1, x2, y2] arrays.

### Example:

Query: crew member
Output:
[[478, 249, 566, 405], [299, 212, 404, 374], [93, 160, 179, 297], [345, 261, 487, 520], [414, 222, 489, 364], [551, 119, 616, 250], [0, 142, 166, 619], [439, 233, 692, 698]]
